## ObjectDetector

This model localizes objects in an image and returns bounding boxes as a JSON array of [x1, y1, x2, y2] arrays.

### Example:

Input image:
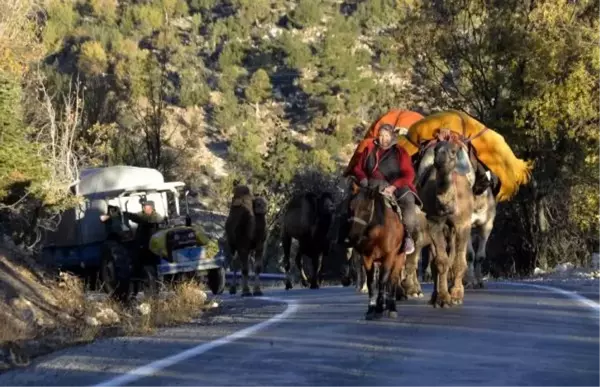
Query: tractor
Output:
[[41, 166, 226, 302]]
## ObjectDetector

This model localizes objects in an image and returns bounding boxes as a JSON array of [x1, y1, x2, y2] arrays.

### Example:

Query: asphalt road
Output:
[[0, 281, 598, 386]]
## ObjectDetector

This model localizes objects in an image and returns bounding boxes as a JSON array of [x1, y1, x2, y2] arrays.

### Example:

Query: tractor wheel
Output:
[[207, 267, 226, 295], [100, 240, 133, 303]]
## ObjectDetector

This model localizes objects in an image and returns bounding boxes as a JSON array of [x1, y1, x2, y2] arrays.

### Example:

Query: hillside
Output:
[[36, 0, 437, 209]]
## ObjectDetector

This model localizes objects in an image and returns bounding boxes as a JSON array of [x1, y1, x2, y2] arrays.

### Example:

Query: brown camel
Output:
[[224, 185, 268, 297], [417, 138, 474, 307], [465, 186, 496, 288], [281, 191, 335, 290]]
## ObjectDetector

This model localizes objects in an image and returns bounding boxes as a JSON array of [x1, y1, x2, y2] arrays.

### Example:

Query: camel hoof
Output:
[[365, 306, 376, 320], [285, 280, 293, 290], [253, 288, 263, 296], [430, 293, 452, 308], [396, 291, 408, 301], [389, 311, 398, 319], [241, 287, 252, 297], [451, 298, 463, 305], [229, 286, 237, 295]]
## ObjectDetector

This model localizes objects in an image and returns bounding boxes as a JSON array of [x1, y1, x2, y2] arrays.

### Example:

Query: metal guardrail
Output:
[[224, 271, 287, 280]]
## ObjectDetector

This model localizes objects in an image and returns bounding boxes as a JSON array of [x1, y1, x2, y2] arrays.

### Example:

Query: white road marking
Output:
[[92, 296, 298, 387], [504, 282, 600, 315]]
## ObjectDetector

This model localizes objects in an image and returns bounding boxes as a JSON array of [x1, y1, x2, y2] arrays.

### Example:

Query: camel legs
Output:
[[310, 252, 323, 289], [282, 232, 294, 290], [465, 221, 492, 289], [450, 227, 470, 305], [429, 224, 452, 308], [295, 247, 309, 288], [421, 246, 432, 282], [401, 246, 425, 298], [474, 222, 492, 288], [252, 247, 264, 296], [238, 249, 252, 297], [227, 244, 239, 295]]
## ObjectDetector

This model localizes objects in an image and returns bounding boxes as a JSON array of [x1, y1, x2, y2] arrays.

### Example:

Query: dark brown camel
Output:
[[347, 181, 407, 320], [417, 137, 474, 307], [224, 185, 268, 297], [281, 191, 335, 290]]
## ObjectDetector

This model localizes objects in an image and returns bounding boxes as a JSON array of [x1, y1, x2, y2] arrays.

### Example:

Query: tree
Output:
[[78, 40, 109, 76], [402, 0, 599, 274], [245, 69, 272, 116]]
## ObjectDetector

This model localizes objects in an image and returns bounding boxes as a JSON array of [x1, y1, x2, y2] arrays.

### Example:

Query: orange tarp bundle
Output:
[[343, 110, 425, 176], [398, 110, 533, 202]]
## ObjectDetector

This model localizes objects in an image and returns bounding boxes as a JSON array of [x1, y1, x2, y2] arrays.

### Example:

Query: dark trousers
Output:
[[396, 191, 418, 237]]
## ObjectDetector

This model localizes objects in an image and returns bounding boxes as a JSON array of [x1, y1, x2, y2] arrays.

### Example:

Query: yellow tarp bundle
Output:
[[149, 225, 210, 257], [397, 110, 533, 202]]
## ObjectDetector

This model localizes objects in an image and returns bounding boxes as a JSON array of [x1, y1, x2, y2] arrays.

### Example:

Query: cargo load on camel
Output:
[[397, 110, 533, 202]]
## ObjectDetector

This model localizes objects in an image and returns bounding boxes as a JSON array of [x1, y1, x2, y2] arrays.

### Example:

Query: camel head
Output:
[[317, 191, 336, 216], [433, 141, 461, 175]]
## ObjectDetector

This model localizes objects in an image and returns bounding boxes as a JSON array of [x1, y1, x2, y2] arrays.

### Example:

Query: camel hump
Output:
[[282, 193, 319, 236]]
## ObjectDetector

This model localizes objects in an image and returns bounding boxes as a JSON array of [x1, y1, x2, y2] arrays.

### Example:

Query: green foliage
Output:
[[277, 31, 313, 69], [42, 1, 78, 53], [89, 0, 118, 24], [245, 69, 272, 104], [188, 0, 217, 13], [78, 40, 109, 76], [218, 41, 246, 70], [179, 68, 210, 107], [404, 0, 599, 273], [0, 74, 46, 201], [289, 0, 323, 28]]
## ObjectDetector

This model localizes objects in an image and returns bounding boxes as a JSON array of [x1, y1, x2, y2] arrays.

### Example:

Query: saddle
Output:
[[349, 179, 403, 223]]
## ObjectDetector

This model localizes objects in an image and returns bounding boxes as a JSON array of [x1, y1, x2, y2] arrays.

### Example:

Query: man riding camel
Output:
[[341, 123, 420, 255]]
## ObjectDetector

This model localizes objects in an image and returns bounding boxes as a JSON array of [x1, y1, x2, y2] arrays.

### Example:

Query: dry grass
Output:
[[0, 245, 216, 371], [132, 279, 209, 334]]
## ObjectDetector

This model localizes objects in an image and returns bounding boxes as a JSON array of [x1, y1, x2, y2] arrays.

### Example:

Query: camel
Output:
[[224, 185, 268, 297], [417, 136, 475, 307], [281, 191, 335, 290]]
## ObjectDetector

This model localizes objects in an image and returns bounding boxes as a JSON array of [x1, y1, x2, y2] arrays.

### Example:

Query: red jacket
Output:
[[352, 140, 416, 193]]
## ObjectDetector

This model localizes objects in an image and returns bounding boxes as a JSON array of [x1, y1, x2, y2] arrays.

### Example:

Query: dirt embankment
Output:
[[0, 242, 217, 372]]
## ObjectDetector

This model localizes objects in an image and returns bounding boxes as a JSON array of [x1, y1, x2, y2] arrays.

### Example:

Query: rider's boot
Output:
[[402, 228, 415, 255]]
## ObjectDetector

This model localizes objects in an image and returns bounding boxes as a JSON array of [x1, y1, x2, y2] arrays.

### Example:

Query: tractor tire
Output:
[[100, 240, 133, 303], [207, 267, 226, 295]]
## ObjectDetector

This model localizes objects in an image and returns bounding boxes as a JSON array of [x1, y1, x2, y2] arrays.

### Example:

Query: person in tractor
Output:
[[342, 123, 421, 255], [100, 200, 165, 267]]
